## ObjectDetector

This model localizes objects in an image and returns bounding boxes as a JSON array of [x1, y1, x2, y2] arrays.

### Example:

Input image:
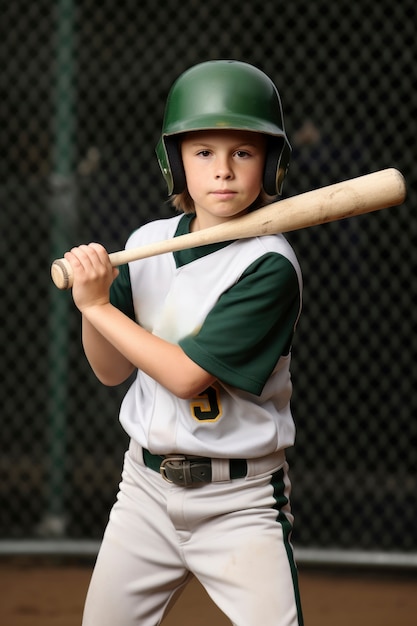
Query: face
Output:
[[181, 129, 266, 228]]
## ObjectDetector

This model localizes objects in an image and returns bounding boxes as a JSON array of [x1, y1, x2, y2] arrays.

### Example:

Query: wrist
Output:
[[81, 300, 112, 320]]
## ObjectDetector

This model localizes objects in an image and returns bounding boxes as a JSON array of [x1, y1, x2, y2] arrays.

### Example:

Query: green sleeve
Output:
[[109, 263, 135, 320], [179, 253, 301, 396]]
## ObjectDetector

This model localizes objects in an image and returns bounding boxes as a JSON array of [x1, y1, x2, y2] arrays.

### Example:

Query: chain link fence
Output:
[[2, 0, 416, 563]]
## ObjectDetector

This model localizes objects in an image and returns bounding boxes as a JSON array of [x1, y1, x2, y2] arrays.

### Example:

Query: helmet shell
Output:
[[156, 60, 291, 196]]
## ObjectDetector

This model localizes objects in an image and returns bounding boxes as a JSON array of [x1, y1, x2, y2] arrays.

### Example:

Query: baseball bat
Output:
[[51, 168, 406, 290]]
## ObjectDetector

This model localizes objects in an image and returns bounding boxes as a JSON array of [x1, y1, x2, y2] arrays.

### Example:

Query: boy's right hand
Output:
[[64, 243, 119, 313]]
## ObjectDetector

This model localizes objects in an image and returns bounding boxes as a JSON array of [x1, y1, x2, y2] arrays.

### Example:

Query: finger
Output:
[[63, 248, 103, 287], [87, 242, 110, 261], [87, 243, 114, 274], [65, 244, 107, 274]]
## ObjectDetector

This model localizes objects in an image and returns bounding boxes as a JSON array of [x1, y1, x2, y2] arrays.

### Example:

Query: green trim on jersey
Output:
[[110, 263, 135, 319], [173, 213, 233, 267], [179, 250, 300, 396]]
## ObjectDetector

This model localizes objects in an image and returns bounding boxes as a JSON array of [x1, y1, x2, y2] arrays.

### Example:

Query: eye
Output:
[[196, 149, 212, 157], [234, 149, 251, 158]]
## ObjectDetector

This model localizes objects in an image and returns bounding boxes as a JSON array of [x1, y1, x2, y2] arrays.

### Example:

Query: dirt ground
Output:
[[1, 559, 416, 626]]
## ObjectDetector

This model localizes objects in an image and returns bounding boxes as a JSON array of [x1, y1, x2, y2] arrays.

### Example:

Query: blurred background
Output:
[[1, 0, 416, 567]]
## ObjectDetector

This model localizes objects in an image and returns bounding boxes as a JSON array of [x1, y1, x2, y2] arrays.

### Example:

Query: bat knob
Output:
[[51, 258, 73, 290]]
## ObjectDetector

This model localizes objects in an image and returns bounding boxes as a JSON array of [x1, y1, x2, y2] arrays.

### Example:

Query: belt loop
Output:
[[246, 450, 286, 478], [210, 458, 232, 482]]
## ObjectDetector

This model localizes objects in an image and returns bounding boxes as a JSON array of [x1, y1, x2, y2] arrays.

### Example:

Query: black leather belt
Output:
[[143, 448, 247, 487]]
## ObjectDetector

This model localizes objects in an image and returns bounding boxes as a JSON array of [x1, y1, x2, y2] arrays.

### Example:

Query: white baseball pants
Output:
[[82, 441, 303, 626]]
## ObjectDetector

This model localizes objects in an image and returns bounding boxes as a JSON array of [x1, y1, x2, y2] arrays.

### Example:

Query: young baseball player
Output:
[[66, 60, 304, 626]]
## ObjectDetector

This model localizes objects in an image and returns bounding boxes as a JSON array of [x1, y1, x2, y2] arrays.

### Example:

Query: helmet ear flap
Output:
[[164, 136, 186, 195], [276, 140, 291, 195], [156, 136, 186, 195], [263, 137, 292, 196]]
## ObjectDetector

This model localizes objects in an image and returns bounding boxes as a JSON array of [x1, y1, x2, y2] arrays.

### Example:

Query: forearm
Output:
[[82, 302, 215, 399], [82, 317, 135, 386], [64, 242, 214, 396]]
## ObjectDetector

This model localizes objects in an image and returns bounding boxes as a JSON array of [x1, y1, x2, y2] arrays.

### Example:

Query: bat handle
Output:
[[51, 258, 74, 290]]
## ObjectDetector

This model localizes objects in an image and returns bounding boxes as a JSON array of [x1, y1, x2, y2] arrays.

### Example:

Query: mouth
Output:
[[211, 189, 237, 198]]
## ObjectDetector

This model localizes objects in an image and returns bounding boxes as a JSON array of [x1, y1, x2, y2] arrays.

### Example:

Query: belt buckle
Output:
[[160, 455, 188, 484]]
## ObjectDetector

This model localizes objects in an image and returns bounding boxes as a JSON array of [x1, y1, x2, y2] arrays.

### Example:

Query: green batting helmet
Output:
[[156, 60, 291, 196]]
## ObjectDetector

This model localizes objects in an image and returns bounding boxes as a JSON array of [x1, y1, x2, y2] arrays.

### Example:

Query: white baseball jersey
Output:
[[110, 213, 302, 459]]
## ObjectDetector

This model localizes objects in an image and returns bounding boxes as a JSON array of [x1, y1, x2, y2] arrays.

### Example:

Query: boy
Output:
[[66, 60, 304, 626]]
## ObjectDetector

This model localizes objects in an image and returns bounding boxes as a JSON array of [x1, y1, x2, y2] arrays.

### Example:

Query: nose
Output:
[[215, 155, 233, 180]]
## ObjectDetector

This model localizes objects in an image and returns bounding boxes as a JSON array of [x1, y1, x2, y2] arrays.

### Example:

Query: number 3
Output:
[[190, 386, 222, 422]]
